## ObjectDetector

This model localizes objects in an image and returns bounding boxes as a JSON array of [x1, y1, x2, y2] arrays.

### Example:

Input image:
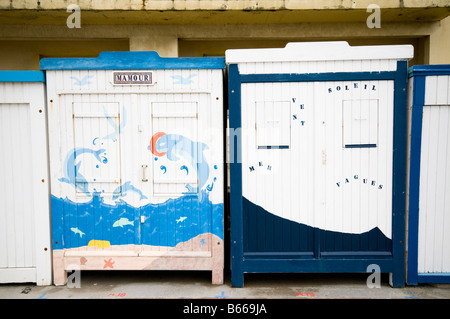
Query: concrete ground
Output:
[[0, 270, 449, 299]]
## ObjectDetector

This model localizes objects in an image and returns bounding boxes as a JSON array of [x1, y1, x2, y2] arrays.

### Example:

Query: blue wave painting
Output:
[[51, 190, 223, 250]]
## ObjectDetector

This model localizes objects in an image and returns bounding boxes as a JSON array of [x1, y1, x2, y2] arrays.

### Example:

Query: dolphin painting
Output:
[[112, 181, 148, 201], [59, 147, 106, 195], [149, 132, 209, 193]]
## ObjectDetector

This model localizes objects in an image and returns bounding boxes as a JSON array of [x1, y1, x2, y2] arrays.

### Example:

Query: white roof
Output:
[[225, 41, 414, 63]]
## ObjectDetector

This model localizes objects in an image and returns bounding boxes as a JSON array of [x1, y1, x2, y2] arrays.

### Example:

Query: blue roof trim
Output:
[[408, 64, 450, 77], [40, 51, 226, 70], [0, 71, 45, 83]]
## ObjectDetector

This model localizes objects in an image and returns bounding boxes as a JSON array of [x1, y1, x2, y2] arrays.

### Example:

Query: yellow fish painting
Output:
[[88, 240, 111, 249]]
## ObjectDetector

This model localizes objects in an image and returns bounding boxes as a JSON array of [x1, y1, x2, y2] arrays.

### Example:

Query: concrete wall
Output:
[[0, 39, 129, 70], [0, 1, 449, 69], [1, 0, 449, 11], [429, 15, 450, 64]]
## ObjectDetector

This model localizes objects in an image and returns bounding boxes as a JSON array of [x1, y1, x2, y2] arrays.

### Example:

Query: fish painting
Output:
[[176, 216, 187, 223], [113, 217, 134, 228], [112, 181, 148, 200], [171, 74, 197, 85], [59, 147, 106, 195], [71, 227, 85, 238], [149, 132, 209, 193]]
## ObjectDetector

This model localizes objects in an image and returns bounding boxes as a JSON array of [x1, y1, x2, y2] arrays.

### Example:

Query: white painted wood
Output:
[[0, 268, 37, 283], [436, 75, 449, 105], [424, 76, 438, 105], [226, 41, 414, 65], [425, 75, 450, 106], [413, 74, 450, 274], [405, 77, 414, 249], [0, 81, 51, 285], [256, 101, 290, 148], [418, 102, 450, 273], [342, 99, 378, 147]]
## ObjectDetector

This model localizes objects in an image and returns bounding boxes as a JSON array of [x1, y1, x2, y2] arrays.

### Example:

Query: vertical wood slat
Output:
[[417, 74, 450, 274]]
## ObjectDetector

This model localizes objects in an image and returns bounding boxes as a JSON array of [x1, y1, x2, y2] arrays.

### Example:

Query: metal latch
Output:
[[142, 164, 148, 182]]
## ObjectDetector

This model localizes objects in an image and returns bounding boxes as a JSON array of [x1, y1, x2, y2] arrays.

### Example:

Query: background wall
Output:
[[0, 1, 449, 69]]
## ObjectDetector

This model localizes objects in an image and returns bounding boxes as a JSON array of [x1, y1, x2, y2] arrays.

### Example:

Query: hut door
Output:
[[150, 102, 199, 196], [138, 99, 212, 257], [241, 80, 394, 258], [72, 102, 122, 196], [0, 80, 51, 285]]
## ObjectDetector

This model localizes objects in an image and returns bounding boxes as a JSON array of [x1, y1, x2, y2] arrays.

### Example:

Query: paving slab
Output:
[[0, 271, 449, 299]]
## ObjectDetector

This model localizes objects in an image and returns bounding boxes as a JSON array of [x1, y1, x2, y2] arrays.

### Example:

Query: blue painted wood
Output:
[[408, 64, 450, 77], [240, 70, 398, 83], [320, 251, 392, 258], [243, 196, 391, 256], [243, 197, 314, 253], [418, 273, 450, 284], [257, 145, 289, 149], [50, 196, 64, 250], [0, 71, 45, 83], [390, 60, 408, 288], [345, 144, 377, 148], [242, 258, 395, 274], [320, 224, 392, 253], [229, 64, 244, 288], [40, 51, 225, 70], [406, 70, 427, 286], [244, 252, 314, 259], [52, 191, 223, 250]]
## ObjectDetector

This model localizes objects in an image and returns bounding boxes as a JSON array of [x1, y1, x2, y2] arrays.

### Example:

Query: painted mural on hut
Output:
[[52, 121, 222, 251]]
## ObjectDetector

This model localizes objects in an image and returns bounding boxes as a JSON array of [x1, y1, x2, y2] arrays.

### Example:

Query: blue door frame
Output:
[[229, 61, 408, 288], [407, 65, 450, 285]]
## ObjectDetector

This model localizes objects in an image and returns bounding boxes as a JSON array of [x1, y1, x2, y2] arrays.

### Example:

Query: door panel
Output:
[[72, 102, 121, 196], [139, 98, 212, 256], [242, 80, 393, 257], [151, 102, 199, 196], [0, 103, 35, 269]]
